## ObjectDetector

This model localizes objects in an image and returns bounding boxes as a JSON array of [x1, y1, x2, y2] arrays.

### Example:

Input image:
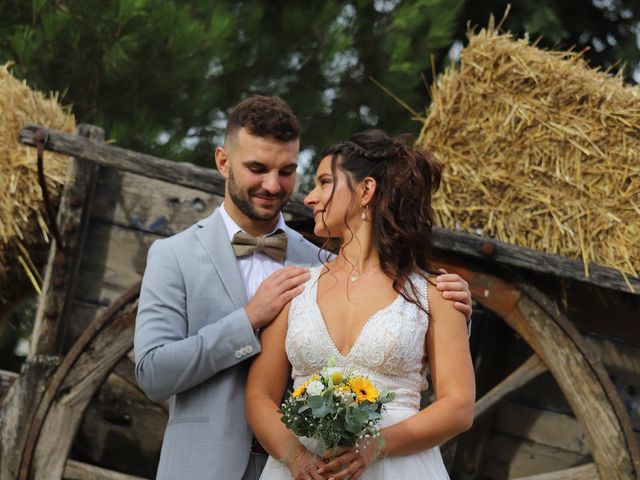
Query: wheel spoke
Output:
[[475, 353, 548, 418]]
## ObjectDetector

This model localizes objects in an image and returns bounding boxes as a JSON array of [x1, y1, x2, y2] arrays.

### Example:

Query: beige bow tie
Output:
[[231, 230, 288, 262]]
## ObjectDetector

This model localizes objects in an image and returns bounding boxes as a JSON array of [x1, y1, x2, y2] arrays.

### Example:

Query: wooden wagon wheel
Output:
[[18, 282, 142, 480], [433, 256, 640, 480]]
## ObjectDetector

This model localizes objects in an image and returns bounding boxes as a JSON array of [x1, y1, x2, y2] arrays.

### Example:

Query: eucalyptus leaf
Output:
[[308, 395, 325, 409]]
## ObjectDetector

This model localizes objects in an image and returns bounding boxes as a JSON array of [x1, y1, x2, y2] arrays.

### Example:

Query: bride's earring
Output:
[[361, 204, 368, 221]]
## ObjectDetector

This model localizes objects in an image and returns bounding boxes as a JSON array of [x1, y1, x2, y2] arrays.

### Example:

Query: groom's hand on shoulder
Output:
[[245, 266, 311, 330], [436, 269, 473, 321]]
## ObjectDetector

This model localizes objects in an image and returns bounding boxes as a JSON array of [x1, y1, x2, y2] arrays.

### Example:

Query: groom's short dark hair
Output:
[[225, 95, 300, 144]]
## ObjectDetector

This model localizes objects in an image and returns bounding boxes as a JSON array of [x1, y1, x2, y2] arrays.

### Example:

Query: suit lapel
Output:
[[284, 226, 315, 267], [195, 209, 248, 309]]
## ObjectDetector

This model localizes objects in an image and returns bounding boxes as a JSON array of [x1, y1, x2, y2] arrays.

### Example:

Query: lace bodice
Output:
[[285, 266, 430, 411]]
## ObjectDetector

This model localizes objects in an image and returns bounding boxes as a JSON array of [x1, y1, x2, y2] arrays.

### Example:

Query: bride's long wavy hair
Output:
[[319, 129, 442, 313]]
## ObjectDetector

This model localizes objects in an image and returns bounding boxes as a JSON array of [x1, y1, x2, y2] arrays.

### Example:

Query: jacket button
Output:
[[246, 345, 254, 354], [234, 350, 242, 358]]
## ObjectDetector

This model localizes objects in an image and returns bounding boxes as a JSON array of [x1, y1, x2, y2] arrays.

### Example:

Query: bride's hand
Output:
[[288, 449, 326, 480], [317, 438, 380, 480]]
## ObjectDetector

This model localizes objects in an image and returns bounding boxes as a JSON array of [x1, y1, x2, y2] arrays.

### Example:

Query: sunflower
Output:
[[348, 376, 379, 403], [292, 382, 307, 398]]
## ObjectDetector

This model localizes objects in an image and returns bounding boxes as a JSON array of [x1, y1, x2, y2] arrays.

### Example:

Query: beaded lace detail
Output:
[[285, 266, 430, 410]]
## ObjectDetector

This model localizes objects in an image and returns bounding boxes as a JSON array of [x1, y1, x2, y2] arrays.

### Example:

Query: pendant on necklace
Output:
[[350, 274, 359, 283]]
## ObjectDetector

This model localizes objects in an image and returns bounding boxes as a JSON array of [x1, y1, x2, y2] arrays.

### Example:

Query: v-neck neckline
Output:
[[312, 268, 402, 358]]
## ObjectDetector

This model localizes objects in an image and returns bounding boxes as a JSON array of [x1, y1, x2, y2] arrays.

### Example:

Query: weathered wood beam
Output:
[[0, 370, 18, 405], [30, 125, 104, 356], [19, 124, 310, 218], [431, 228, 639, 295], [0, 370, 18, 403], [19, 125, 640, 294], [63, 459, 148, 480], [513, 462, 598, 480], [0, 355, 59, 479], [474, 354, 548, 418]]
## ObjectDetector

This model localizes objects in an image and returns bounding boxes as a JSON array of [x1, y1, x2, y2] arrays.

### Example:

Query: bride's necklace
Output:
[[349, 263, 380, 283]]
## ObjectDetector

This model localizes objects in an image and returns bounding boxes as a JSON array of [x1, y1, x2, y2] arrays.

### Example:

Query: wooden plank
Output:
[[63, 301, 105, 352], [0, 370, 18, 406], [19, 125, 640, 294], [0, 355, 59, 479], [584, 335, 640, 374], [431, 228, 640, 294], [475, 354, 548, 418], [75, 223, 159, 306], [514, 462, 598, 480], [30, 125, 104, 356], [74, 373, 167, 478], [63, 459, 148, 480], [493, 402, 590, 456], [90, 167, 223, 235], [481, 432, 591, 479]]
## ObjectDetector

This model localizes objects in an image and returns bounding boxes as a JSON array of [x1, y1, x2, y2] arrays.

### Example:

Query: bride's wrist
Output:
[[279, 443, 305, 468]]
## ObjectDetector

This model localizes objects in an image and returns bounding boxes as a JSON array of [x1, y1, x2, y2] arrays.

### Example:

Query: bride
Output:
[[246, 130, 475, 479]]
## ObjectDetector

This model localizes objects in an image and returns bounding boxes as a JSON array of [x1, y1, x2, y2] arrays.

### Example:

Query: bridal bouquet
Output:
[[279, 359, 395, 450]]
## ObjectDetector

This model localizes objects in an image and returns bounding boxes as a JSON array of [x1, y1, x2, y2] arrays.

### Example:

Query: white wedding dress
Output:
[[259, 266, 450, 479]]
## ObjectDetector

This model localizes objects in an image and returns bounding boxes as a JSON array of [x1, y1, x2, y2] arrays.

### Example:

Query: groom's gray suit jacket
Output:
[[135, 209, 320, 480]]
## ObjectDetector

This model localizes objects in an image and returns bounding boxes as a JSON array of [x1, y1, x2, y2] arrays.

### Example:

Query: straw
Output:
[[0, 63, 75, 307], [418, 26, 640, 282]]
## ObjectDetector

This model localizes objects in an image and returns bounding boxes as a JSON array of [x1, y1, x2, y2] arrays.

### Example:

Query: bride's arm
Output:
[[245, 303, 325, 478], [379, 282, 476, 456]]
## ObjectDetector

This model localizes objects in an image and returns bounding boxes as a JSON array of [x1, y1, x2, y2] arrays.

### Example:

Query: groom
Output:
[[134, 95, 473, 480]]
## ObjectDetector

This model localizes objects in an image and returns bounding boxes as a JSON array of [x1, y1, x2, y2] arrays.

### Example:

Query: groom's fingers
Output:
[[442, 290, 471, 302], [246, 267, 310, 329], [276, 269, 311, 295]]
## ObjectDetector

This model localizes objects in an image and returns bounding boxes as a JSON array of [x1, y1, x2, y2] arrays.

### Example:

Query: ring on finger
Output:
[[353, 460, 361, 471]]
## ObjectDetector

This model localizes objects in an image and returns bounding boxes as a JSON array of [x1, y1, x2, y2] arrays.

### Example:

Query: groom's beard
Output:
[[227, 166, 289, 221]]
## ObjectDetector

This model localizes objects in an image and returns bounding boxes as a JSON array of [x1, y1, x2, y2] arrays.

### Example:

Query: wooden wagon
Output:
[[0, 125, 638, 479]]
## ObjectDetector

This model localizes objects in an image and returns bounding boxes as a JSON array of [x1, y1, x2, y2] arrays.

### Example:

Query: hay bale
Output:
[[0, 63, 75, 306], [419, 26, 640, 285]]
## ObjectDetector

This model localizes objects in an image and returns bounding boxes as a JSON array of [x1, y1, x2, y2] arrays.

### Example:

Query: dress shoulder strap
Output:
[[406, 270, 430, 316]]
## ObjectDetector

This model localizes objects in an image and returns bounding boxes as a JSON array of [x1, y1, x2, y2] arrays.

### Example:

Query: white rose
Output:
[[306, 380, 325, 397]]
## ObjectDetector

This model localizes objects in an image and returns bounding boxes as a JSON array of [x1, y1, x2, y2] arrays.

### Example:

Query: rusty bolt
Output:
[[481, 242, 495, 256], [45, 308, 58, 319], [53, 275, 64, 288], [69, 194, 82, 208], [63, 222, 76, 234]]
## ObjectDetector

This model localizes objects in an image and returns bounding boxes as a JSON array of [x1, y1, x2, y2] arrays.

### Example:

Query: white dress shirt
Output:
[[219, 203, 287, 300]]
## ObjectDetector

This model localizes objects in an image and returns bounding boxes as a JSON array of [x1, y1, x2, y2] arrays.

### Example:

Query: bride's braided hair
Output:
[[321, 129, 442, 312]]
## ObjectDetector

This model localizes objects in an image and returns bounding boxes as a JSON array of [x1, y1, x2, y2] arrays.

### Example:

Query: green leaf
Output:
[[312, 405, 330, 418], [308, 395, 325, 409]]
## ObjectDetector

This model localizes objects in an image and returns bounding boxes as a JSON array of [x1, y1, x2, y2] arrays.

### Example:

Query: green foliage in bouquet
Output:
[[280, 360, 395, 450]]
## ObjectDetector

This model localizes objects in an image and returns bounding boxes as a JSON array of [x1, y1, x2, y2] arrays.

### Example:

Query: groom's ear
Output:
[[215, 146, 230, 178]]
